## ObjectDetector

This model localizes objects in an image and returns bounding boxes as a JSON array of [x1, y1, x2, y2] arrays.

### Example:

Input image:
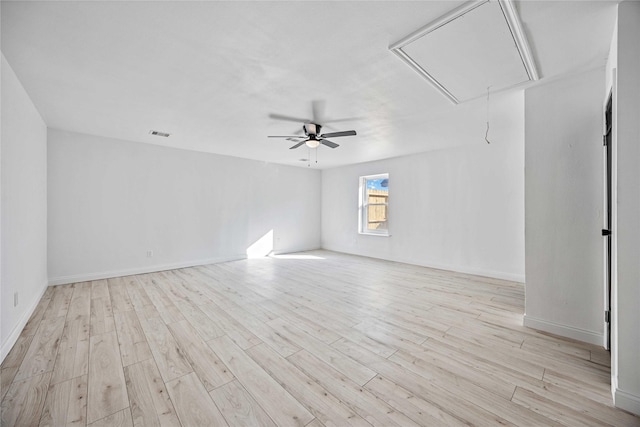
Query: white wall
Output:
[[1, 54, 48, 361], [610, 0, 640, 415], [321, 91, 525, 282], [48, 130, 321, 284], [523, 67, 605, 346]]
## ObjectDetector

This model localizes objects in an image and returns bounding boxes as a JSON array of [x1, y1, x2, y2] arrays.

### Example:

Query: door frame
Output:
[[603, 90, 613, 350]]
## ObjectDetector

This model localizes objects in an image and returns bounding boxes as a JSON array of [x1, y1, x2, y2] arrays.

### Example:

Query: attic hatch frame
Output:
[[389, 0, 539, 104]]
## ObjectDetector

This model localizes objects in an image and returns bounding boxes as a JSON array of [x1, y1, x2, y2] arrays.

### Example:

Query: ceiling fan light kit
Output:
[[306, 138, 320, 148]]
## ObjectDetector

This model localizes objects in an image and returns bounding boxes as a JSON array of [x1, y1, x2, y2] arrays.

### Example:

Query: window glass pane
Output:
[[367, 205, 388, 230], [365, 177, 388, 231]]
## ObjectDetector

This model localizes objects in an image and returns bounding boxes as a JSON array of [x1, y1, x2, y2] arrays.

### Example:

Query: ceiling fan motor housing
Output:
[[304, 123, 321, 136]]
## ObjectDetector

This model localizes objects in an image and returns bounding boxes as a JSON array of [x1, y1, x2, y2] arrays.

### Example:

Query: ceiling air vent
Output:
[[149, 130, 171, 137]]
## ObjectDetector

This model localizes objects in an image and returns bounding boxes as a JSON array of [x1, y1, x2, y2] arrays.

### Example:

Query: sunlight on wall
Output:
[[246, 230, 274, 258]]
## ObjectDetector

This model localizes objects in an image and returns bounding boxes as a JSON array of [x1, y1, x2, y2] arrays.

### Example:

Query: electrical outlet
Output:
[[147, 250, 153, 258], [14, 292, 19, 307]]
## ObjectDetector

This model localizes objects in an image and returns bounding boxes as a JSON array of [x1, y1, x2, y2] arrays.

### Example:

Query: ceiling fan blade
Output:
[[289, 141, 307, 149], [268, 135, 303, 138], [322, 116, 363, 124], [320, 130, 357, 138], [269, 113, 311, 123], [286, 137, 305, 142], [320, 139, 339, 149]]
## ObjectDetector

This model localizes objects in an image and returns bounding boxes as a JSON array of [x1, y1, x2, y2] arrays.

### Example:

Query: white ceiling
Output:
[[1, 1, 617, 169]]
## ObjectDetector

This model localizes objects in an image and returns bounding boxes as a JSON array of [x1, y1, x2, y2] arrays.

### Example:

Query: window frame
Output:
[[358, 173, 390, 236]]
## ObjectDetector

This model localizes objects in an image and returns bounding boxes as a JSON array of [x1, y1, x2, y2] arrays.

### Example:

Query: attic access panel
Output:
[[390, 0, 538, 104]]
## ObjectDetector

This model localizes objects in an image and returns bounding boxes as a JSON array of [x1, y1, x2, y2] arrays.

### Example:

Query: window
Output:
[[359, 173, 389, 235]]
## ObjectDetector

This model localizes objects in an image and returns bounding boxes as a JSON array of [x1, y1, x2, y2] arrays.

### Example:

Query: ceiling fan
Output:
[[267, 101, 358, 150], [268, 123, 356, 149]]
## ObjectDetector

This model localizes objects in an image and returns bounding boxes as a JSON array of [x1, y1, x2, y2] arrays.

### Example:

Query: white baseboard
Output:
[[411, 260, 525, 283], [615, 387, 640, 416], [1, 280, 48, 363], [523, 315, 603, 346], [272, 245, 322, 256], [321, 247, 525, 283], [48, 255, 247, 286]]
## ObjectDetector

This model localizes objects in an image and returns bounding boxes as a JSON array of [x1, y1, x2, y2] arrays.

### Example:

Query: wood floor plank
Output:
[[87, 408, 133, 427], [198, 302, 262, 350], [14, 315, 66, 382], [67, 282, 92, 321], [351, 319, 428, 354], [125, 276, 154, 311], [136, 275, 185, 324], [167, 320, 234, 391], [259, 300, 341, 345], [517, 379, 640, 427], [426, 331, 546, 380], [124, 359, 180, 427], [209, 379, 277, 427], [194, 266, 265, 306], [1, 332, 34, 372], [87, 331, 129, 424], [22, 292, 52, 337], [51, 315, 90, 384], [153, 272, 193, 307], [108, 277, 135, 313], [521, 334, 592, 361], [172, 268, 232, 307], [90, 296, 116, 337], [43, 285, 74, 320], [1, 371, 51, 426], [332, 326, 397, 358], [40, 374, 88, 427], [213, 298, 301, 357], [172, 299, 226, 342], [388, 350, 561, 426], [392, 347, 517, 400], [418, 334, 546, 395], [512, 386, 608, 427], [114, 310, 152, 367], [138, 316, 193, 383], [330, 336, 390, 367], [364, 374, 467, 426], [246, 343, 371, 427], [165, 372, 228, 427], [288, 350, 422, 427], [1, 366, 20, 402], [590, 348, 611, 367], [208, 335, 314, 427], [161, 270, 213, 306], [543, 368, 615, 407], [137, 303, 162, 321], [90, 280, 116, 337], [266, 317, 376, 386]]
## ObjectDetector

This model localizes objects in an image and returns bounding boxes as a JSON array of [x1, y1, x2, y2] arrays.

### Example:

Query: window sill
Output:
[[358, 232, 391, 237]]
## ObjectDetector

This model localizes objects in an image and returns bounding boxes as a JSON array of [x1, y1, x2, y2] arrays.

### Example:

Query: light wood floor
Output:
[[1, 250, 638, 426]]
